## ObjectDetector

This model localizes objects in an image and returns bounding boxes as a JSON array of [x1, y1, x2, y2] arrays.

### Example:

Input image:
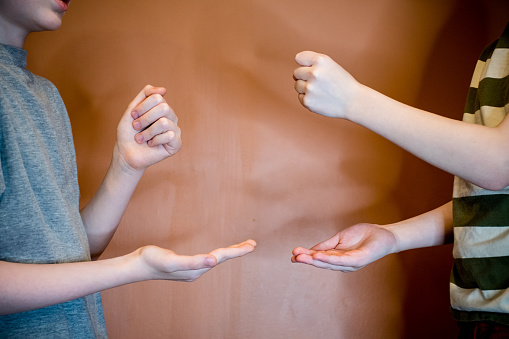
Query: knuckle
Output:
[[152, 93, 164, 104], [315, 54, 328, 64], [159, 102, 170, 112], [159, 118, 172, 130], [174, 126, 181, 139]]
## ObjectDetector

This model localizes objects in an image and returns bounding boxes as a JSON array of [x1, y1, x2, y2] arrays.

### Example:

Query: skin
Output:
[[0, 0, 256, 316], [291, 202, 453, 272], [291, 50, 508, 271], [293, 51, 509, 190]]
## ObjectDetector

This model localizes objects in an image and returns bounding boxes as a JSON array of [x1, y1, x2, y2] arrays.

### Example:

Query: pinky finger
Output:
[[149, 131, 182, 152], [294, 79, 309, 94], [147, 130, 176, 146], [308, 259, 355, 272], [298, 93, 306, 106]]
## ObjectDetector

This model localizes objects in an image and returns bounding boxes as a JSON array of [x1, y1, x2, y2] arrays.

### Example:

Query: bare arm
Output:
[[294, 51, 509, 190], [0, 84, 257, 316], [292, 202, 453, 272], [386, 200, 453, 252], [80, 152, 143, 260], [348, 85, 509, 190], [0, 240, 256, 315], [80, 85, 182, 259]]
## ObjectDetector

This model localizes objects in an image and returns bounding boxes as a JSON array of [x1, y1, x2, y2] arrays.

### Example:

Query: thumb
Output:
[[168, 254, 217, 271], [197, 254, 217, 268]]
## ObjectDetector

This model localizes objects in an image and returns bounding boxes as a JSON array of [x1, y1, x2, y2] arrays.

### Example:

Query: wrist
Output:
[[88, 144, 143, 214], [119, 249, 151, 283], [382, 224, 404, 254], [110, 143, 145, 180], [343, 83, 370, 123]]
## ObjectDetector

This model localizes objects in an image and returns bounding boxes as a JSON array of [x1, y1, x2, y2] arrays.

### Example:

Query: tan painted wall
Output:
[[25, 0, 509, 338]]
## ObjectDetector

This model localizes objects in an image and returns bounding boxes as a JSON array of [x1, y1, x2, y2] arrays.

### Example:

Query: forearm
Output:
[[385, 201, 454, 253], [348, 85, 509, 190], [81, 145, 144, 259], [0, 240, 256, 315], [0, 252, 146, 316]]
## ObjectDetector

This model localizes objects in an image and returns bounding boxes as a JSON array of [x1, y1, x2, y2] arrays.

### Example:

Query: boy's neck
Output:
[[0, 28, 28, 49], [0, 14, 30, 48]]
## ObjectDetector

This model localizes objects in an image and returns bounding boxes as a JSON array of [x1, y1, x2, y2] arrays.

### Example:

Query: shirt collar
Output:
[[0, 43, 28, 69]]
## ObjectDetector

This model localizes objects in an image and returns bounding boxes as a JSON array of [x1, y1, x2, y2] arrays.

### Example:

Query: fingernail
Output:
[[135, 134, 144, 143], [133, 120, 141, 130], [131, 110, 139, 119]]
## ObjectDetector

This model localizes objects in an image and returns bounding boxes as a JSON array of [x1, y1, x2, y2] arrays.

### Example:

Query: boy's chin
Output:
[[37, 15, 64, 32]]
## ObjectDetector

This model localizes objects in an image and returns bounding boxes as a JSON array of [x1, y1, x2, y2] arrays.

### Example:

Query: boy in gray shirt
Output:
[[0, 2, 256, 337]]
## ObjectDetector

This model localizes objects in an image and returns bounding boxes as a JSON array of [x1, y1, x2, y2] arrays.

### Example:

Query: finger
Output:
[[292, 247, 311, 256], [294, 79, 308, 94], [294, 253, 356, 272], [293, 67, 312, 81], [296, 51, 332, 69], [143, 85, 166, 99], [309, 259, 355, 272], [291, 253, 314, 264], [216, 239, 257, 255], [149, 130, 183, 157], [295, 51, 319, 66], [127, 85, 167, 114], [135, 118, 179, 144], [310, 233, 341, 251], [165, 253, 217, 272], [133, 102, 177, 132], [147, 130, 179, 148], [132, 94, 175, 123], [298, 93, 306, 107], [311, 250, 365, 270], [246, 239, 257, 247], [196, 254, 217, 268], [132, 103, 178, 134], [220, 239, 257, 249], [291, 254, 350, 271], [209, 239, 257, 264]]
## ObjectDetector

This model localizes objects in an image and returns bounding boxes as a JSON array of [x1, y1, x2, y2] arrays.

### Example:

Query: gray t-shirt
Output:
[[0, 43, 107, 338]]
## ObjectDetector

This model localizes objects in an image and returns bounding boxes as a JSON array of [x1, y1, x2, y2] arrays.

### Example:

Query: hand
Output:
[[293, 51, 360, 119], [135, 239, 257, 282], [115, 85, 182, 172], [291, 223, 396, 272]]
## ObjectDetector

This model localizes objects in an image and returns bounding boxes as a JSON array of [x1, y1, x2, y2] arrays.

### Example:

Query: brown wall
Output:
[[25, 1, 509, 338]]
